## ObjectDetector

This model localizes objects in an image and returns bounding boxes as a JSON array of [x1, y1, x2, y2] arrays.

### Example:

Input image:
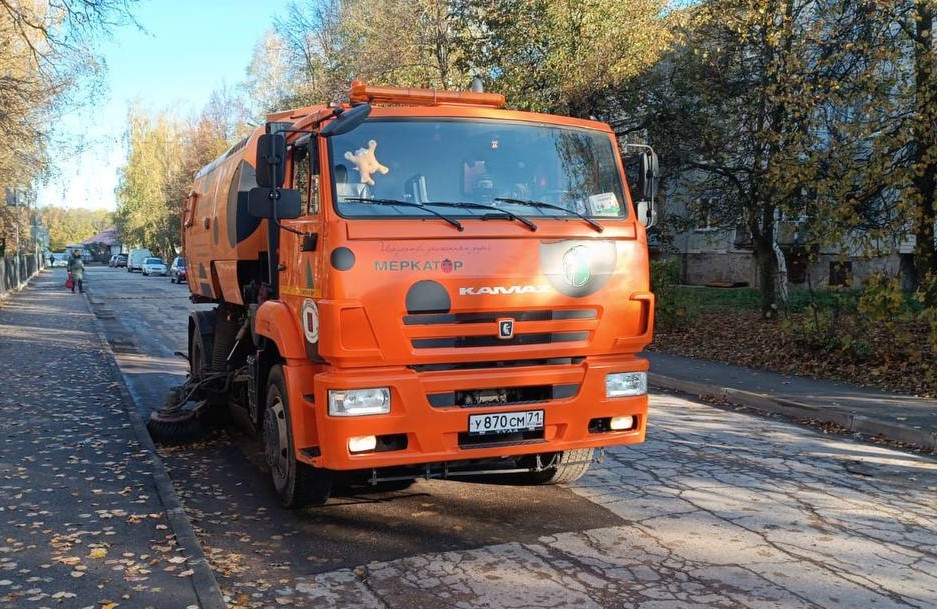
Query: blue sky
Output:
[[37, 0, 292, 211]]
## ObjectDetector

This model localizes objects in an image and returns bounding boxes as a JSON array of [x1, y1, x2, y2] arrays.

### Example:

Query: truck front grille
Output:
[[412, 331, 587, 349], [403, 309, 596, 325], [427, 383, 579, 409], [410, 356, 584, 373]]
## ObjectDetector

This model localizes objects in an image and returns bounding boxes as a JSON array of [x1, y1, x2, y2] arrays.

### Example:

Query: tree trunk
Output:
[[912, 2, 937, 306], [755, 229, 779, 319]]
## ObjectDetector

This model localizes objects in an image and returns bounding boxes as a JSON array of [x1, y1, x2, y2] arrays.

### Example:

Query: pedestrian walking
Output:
[[66, 250, 85, 293]]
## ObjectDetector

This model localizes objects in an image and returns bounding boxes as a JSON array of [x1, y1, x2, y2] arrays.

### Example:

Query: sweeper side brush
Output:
[[146, 385, 207, 444]]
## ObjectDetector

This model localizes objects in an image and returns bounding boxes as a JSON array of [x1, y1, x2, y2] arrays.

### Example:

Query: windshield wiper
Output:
[[342, 197, 463, 231], [494, 197, 604, 233], [422, 201, 537, 232]]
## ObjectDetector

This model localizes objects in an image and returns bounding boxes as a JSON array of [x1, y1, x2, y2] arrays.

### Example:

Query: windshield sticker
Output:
[[343, 139, 389, 185], [375, 258, 464, 273], [588, 193, 620, 216]]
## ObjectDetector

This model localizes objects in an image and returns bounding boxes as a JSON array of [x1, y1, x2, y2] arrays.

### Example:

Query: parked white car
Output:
[[141, 256, 168, 276]]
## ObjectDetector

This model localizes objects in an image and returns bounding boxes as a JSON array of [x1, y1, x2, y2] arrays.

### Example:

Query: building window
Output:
[[829, 261, 852, 287], [694, 196, 720, 231], [784, 246, 809, 284]]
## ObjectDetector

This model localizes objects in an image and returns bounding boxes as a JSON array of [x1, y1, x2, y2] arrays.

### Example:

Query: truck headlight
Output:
[[606, 372, 647, 397], [328, 388, 391, 416]]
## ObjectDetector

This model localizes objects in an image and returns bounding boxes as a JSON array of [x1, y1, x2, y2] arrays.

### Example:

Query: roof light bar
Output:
[[349, 80, 505, 108]]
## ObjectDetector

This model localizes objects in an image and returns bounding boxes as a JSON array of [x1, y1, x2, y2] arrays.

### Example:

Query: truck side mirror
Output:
[[636, 200, 657, 229], [247, 187, 301, 219], [635, 149, 659, 228], [638, 149, 658, 203], [255, 133, 287, 188], [320, 103, 371, 138]]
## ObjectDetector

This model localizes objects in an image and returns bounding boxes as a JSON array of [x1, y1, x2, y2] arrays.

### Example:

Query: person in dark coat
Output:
[[66, 251, 85, 293]]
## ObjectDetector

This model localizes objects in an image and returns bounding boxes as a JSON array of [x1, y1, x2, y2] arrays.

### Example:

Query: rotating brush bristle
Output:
[[146, 410, 203, 445]]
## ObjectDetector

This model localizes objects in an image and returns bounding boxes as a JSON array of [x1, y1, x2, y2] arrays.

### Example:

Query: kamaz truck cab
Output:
[[150, 81, 658, 507]]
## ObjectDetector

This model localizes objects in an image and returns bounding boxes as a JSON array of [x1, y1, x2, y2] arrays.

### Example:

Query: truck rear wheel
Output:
[[522, 449, 594, 485], [263, 365, 331, 508], [189, 331, 205, 380]]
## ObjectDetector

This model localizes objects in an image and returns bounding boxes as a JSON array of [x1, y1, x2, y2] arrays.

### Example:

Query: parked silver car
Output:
[[141, 256, 168, 276]]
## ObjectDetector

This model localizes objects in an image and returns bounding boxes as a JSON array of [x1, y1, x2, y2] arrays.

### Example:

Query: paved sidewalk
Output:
[[646, 351, 937, 451], [0, 270, 218, 608]]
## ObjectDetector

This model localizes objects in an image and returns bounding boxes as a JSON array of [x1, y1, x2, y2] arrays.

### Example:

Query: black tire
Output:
[[521, 449, 594, 485], [189, 330, 205, 381], [263, 365, 331, 508]]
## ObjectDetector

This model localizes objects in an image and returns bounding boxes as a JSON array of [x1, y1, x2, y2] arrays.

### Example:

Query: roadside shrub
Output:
[[858, 273, 913, 321], [650, 257, 686, 331]]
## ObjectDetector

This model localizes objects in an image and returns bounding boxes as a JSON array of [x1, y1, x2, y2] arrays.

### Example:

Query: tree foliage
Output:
[[114, 108, 184, 255], [114, 91, 250, 256], [866, 1, 937, 305], [627, 0, 934, 316], [0, 0, 136, 254], [37, 206, 111, 251], [250, 0, 478, 114], [0, 0, 137, 182], [253, 0, 671, 118], [459, 0, 672, 116]]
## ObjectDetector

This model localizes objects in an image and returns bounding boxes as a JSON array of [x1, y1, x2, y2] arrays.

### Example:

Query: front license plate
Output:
[[468, 410, 544, 436]]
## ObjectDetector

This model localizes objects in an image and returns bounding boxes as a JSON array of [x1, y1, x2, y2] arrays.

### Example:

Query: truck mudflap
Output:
[[283, 357, 648, 471]]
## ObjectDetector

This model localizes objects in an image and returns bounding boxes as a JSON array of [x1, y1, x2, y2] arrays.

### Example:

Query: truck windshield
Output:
[[328, 118, 628, 221]]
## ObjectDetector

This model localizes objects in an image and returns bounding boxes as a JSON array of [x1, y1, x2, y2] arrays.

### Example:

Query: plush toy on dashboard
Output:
[[343, 140, 389, 185]]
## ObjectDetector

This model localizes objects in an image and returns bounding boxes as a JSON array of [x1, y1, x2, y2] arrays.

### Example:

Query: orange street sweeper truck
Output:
[[147, 80, 659, 507]]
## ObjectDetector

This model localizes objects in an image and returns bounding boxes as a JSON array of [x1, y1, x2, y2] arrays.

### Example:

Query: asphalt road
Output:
[[84, 265, 937, 609]]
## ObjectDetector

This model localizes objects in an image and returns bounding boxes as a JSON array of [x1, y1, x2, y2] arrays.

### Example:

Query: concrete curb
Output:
[[81, 291, 227, 609], [649, 372, 937, 452]]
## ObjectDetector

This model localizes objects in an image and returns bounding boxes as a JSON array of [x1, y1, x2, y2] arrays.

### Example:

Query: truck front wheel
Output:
[[263, 365, 331, 507], [521, 449, 594, 485]]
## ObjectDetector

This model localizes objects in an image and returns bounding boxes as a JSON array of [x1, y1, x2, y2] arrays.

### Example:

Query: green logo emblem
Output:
[[562, 246, 591, 287]]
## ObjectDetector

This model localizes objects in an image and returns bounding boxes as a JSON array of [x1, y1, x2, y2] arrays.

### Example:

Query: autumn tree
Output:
[[853, 1, 937, 304], [625, 0, 898, 317], [245, 29, 295, 116], [0, 0, 136, 177], [261, 0, 348, 109], [1, 0, 137, 254], [115, 91, 250, 256], [37, 206, 111, 251], [115, 108, 185, 256], [259, 0, 477, 112], [456, 0, 672, 117]]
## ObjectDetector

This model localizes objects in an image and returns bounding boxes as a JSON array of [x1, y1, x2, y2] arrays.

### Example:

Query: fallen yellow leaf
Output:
[[89, 548, 107, 559]]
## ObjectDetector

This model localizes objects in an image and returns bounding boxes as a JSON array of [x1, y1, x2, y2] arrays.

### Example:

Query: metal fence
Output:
[[0, 253, 42, 299]]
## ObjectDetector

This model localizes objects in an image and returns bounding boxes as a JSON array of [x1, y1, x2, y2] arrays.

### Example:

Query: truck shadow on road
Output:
[[157, 425, 623, 580]]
